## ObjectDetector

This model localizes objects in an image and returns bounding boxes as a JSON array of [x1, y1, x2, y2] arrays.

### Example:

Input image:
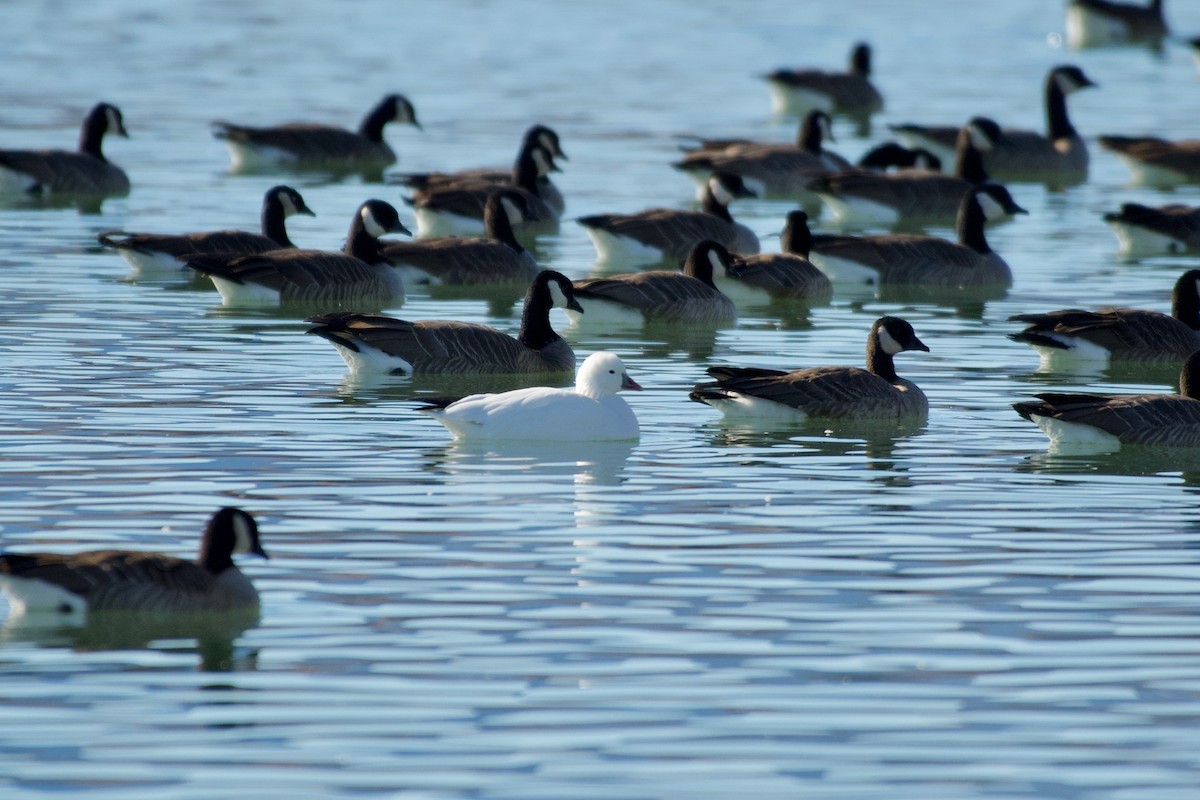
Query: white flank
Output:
[[0, 575, 87, 615], [1065, 5, 1129, 49], [564, 297, 647, 327], [0, 165, 43, 196], [1116, 155, 1189, 188], [808, 251, 882, 286], [765, 83, 833, 117], [713, 274, 772, 306], [224, 141, 297, 171], [209, 275, 282, 306], [1106, 221, 1184, 257], [118, 249, 191, 278], [1032, 413, 1122, 450], [333, 340, 414, 376], [1029, 335, 1112, 366], [892, 131, 956, 168], [699, 392, 808, 421], [413, 207, 486, 238], [581, 227, 665, 267], [816, 192, 900, 228]]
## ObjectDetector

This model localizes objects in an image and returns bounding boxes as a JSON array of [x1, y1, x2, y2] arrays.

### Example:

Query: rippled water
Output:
[[4, 1, 1200, 797]]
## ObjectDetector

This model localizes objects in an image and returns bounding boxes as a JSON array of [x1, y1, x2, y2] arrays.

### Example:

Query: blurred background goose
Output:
[[382, 189, 540, 287], [761, 42, 884, 121], [98, 185, 314, 277], [1007, 269, 1200, 367], [212, 93, 419, 172], [806, 184, 1024, 289], [577, 171, 759, 265], [186, 199, 409, 308], [393, 124, 566, 214], [1098, 134, 1200, 186], [0, 507, 268, 616], [405, 143, 560, 238], [1103, 202, 1200, 256], [568, 240, 738, 327], [808, 117, 1013, 228], [890, 65, 1096, 185], [1013, 350, 1200, 451], [0, 102, 129, 197], [305, 270, 582, 376], [689, 316, 929, 421], [419, 351, 642, 442], [1066, 0, 1168, 48], [672, 110, 851, 203], [717, 211, 833, 305]]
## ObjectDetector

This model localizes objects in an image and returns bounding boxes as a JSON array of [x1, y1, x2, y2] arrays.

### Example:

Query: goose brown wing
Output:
[[574, 272, 720, 313], [0, 149, 128, 194], [584, 210, 742, 261], [1009, 308, 1198, 357], [382, 238, 533, 284], [707, 365, 903, 417], [1022, 393, 1200, 447]]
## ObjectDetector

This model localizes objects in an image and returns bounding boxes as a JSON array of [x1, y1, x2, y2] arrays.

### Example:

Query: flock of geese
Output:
[[0, 0, 1198, 615]]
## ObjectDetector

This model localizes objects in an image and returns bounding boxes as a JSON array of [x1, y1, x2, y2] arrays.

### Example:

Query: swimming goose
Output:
[[567, 240, 738, 327], [689, 316, 929, 421], [98, 185, 315, 277], [577, 172, 759, 265], [762, 43, 884, 118], [890, 66, 1096, 184], [672, 110, 852, 202], [419, 351, 641, 442], [806, 184, 1023, 289], [393, 124, 566, 214], [186, 199, 409, 308], [405, 143, 560, 238], [1103, 203, 1200, 255], [1098, 135, 1200, 186], [718, 211, 833, 304], [381, 189, 540, 287], [212, 94, 420, 172], [0, 102, 129, 197], [855, 143, 943, 173], [809, 117, 1013, 228], [1066, 0, 1168, 48], [305, 270, 582, 376], [1013, 350, 1200, 450], [1008, 269, 1200, 366], [0, 507, 268, 616]]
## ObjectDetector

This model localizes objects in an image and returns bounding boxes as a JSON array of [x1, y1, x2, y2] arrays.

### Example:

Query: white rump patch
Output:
[[1117, 155, 1190, 188], [1029, 336, 1112, 367], [1106, 220, 1184, 257], [765, 83, 833, 117], [0, 575, 87, 615], [120, 249, 190, 277], [0, 164, 43, 196], [1032, 413, 1122, 450], [334, 340, 414, 375], [210, 275, 282, 306]]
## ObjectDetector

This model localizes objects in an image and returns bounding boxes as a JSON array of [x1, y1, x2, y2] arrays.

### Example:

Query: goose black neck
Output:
[[345, 218, 386, 263], [682, 249, 719, 288], [484, 197, 525, 253], [79, 109, 109, 161], [798, 116, 823, 154], [261, 197, 296, 248], [957, 193, 991, 254], [1172, 271, 1200, 330], [1045, 72, 1076, 141], [511, 150, 541, 196], [197, 527, 235, 575], [1182, 352, 1200, 399], [850, 45, 871, 78], [781, 215, 812, 258], [953, 129, 989, 184], [517, 278, 562, 349], [865, 325, 899, 383], [357, 98, 392, 143], [701, 187, 734, 222]]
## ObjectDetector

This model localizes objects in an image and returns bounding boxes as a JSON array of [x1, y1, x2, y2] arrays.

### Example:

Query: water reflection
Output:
[[1, 607, 260, 672]]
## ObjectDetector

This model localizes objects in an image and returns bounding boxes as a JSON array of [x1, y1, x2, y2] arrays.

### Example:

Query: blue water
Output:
[[3, 1, 1200, 797]]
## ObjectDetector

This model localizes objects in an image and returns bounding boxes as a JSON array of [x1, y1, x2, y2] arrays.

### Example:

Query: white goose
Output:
[[419, 351, 642, 442]]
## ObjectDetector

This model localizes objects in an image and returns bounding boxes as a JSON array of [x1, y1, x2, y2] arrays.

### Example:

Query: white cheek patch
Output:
[[538, 131, 555, 153], [1056, 72, 1085, 95], [977, 190, 1007, 221], [231, 512, 255, 554], [710, 178, 736, 207], [818, 115, 834, 144], [878, 326, 904, 356], [362, 206, 387, 238], [968, 123, 995, 152], [547, 279, 569, 309], [105, 106, 122, 133], [707, 249, 727, 276], [533, 148, 552, 177], [280, 192, 299, 217], [501, 196, 524, 226]]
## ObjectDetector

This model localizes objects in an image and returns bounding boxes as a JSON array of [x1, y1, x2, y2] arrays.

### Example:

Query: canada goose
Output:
[[1012, 350, 1200, 450], [855, 143, 943, 173], [0, 507, 268, 616], [890, 66, 1097, 184], [381, 189, 539, 287], [1066, 0, 1168, 48], [97, 185, 315, 277], [809, 117, 1013, 227], [1103, 203, 1200, 256], [419, 351, 641, 442], [672, 110, 852, 202], [405, 142, 560, 238], [393, 124, 566, 213], [577, 172, 759, 265], [186, 199, 409, 308], [567, 240, 738, 327], [718, 211, 833, 304], [305, 270, 582, 376], [689, 316, 929, 421], [1008, 269, 1200, 366], [212, 94, 419, 172], [0, 102, 129, 197], [806, 184, 1023, 289], [1098, 135, 1200, 186], [762, 43, 884, 118]]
